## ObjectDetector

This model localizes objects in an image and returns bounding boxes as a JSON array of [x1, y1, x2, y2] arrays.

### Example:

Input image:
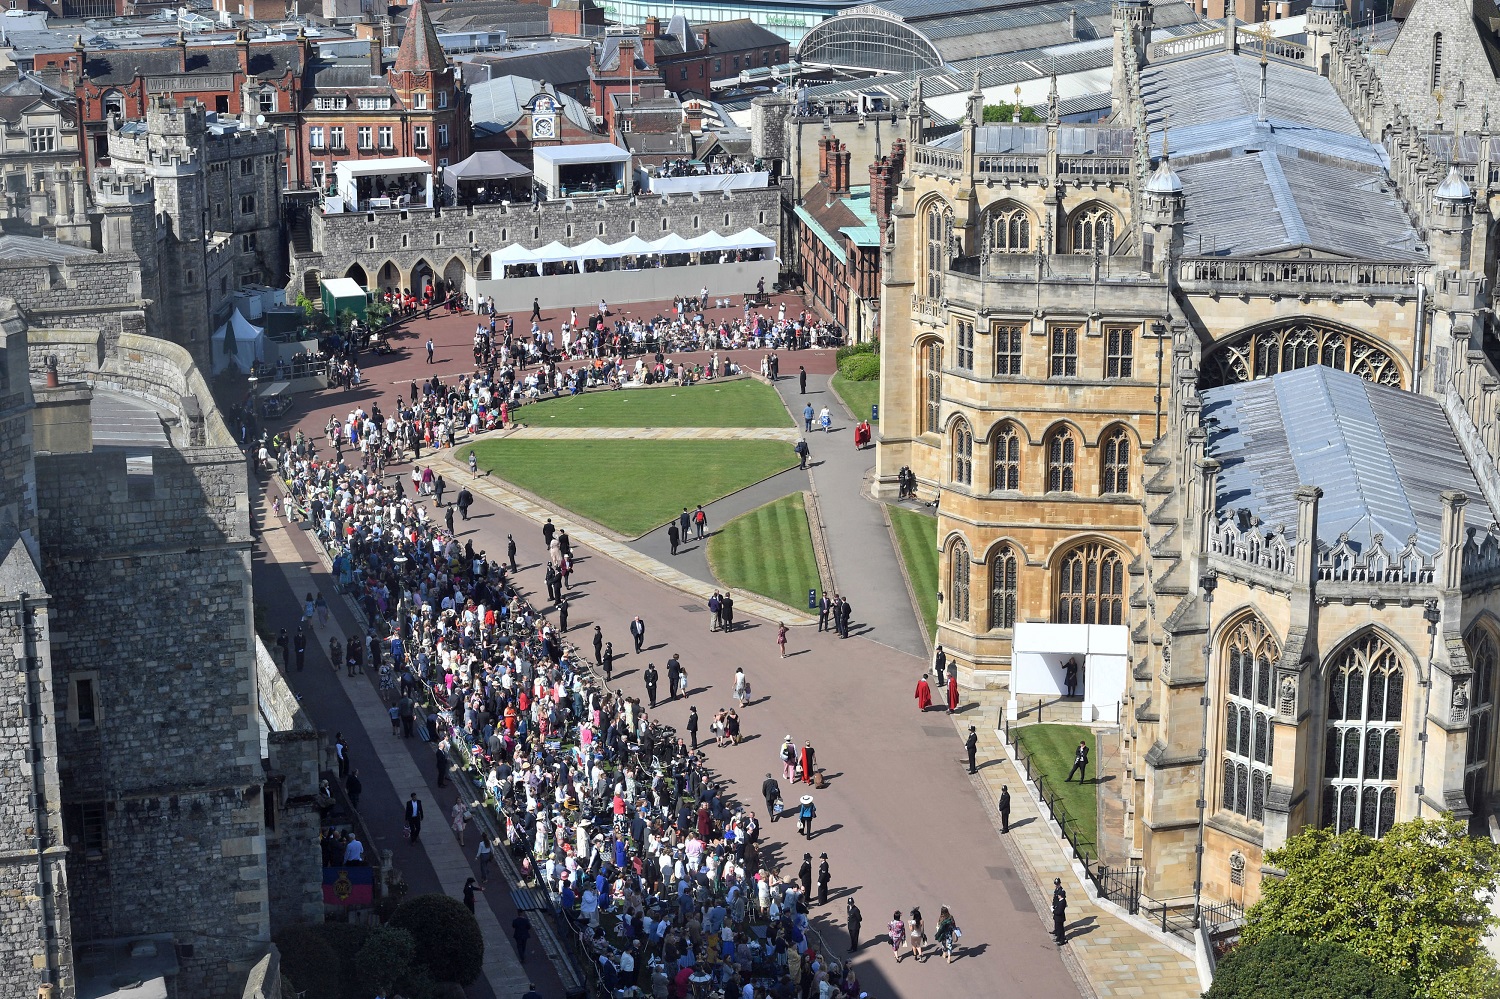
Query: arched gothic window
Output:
[[952, 420, 973, 485], [1071, 204, 1115, 253], [990, 545, 1018, 630], [950, 540, 971, 623], [921, 339, 943, 433], [1046, 429, 1076, 492], [1101, 429, 1131, 495], [986, 202, 1032, 253], [992, 424, 1020, 491], [1322, 633, 1404, 837], [1200, 321, 1403, 389], [924, 201, 952, 299], [1465, 627, 1495, 815], [1222, 617, 1280, 823], [1055, 541, 1124, 625]]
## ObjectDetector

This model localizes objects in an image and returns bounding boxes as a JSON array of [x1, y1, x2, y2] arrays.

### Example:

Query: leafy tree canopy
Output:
[[1243, 816, 1500, 997], [982, 102, 1043, 123], [388, 893, 485, 985]]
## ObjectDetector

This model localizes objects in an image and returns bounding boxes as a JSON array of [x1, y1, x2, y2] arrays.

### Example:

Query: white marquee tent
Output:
[[487, 228, 775, 275], [210, 308, 267, 375], [1007, 622, 1129, 724]]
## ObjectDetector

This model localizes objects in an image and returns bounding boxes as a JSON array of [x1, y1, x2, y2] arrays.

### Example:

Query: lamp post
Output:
[[1193, 570, 1218, 930]]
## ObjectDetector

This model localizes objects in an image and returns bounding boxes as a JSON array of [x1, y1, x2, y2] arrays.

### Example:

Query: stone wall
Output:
[[295, 185, 784, 294], [256, 640, 324, 929], [0, 255, 146, 342], [1375, 0, 1499, 135]]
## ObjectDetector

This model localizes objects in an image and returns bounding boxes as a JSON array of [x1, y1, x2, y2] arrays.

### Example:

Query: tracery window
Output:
[[992, 424, 1020, 490], [1466, 627, 1495, 815], [994, 324, 1023, 375], [1049, 326, 1078, 378], [1071, 204, 1115, 253], [986, 202, 1032, 253], [1055, 541, 1123, 625], [922, 339, 943, 433], [955, 320, 974, 371], [1046, 428, 1076, 492], [990, 545, 1018, 630], [1222, 617, 1279, 823], [1200, 321, 1403, 389], [1321, 633, 1404, 837], [952, 420, 973, 485], [950, 540, 971, 623], [1105, 325, 1135, 379], [1101, 429, 1131, 495], [924, 201, 952, 300]]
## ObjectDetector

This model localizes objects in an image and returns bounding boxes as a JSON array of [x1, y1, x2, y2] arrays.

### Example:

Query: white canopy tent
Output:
[[1007, 623, 1129, 724], [327, 157, 435, 212], [532, 142, 632, 199], [210, 308, 267, 375], [487, 229, 777, 275]]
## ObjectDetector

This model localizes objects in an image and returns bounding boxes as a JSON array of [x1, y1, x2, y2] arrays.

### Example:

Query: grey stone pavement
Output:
[[772, 373, 930, 658]]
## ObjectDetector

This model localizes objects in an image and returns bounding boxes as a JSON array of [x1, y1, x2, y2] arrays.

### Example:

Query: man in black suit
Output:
[[644, 663, 659, 708], [1066, 740, 1090, 783], [630, 616, 646, 653], [405, 793, 424, 843]]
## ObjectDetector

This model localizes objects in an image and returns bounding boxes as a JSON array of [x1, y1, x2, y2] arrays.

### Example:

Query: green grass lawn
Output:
[[516, 379, 791, 428], [706, 493, 820, 611], [831, 372, 880, 424], [471, 438, 795, 537], [1014, 723, 1099, 857], [888, 506, 939, 641]]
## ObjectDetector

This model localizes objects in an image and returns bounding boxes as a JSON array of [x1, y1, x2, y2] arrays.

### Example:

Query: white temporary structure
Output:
[[1007, 622, 1129, 724], [328, 157, 434, 212], [210, 307, 267, 375], [532, 142, 632, 199], [487, 229, 776, 274]]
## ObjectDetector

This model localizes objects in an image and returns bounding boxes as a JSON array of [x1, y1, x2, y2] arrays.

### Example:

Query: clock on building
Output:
[[532, 95, 558, 140]]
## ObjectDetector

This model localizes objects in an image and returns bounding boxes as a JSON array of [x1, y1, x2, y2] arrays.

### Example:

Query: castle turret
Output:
[[1111, 0, 1152, 117], [1431, 165, 1476, 271], [1306, 0, 1341, 77], [1141, 147, 1184, 276]]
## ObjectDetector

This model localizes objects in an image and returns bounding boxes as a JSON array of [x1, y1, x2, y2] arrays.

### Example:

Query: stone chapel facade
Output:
[[876, 0, 1500, 906]]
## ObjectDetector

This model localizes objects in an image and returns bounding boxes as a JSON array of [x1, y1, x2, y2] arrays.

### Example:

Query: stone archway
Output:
[[345, 262, 368, 286], [410, 258, 435, 297], [441, 256, 467, 297]]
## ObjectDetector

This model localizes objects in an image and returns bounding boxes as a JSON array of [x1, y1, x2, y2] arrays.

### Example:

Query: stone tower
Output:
[[1305, 0, 1341, 77], [0, 301, 73, 999], [1111, 0, 1152, 117]]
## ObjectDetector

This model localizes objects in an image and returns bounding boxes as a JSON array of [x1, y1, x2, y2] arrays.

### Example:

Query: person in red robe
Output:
[[801, 742, 816, 785], [915, 674, 933, 712], [947, 674, 959, 714]]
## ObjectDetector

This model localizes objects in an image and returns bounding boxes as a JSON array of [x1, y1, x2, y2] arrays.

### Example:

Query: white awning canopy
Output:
[[337, 157, 432, 176], [488, 229, 777, 274], [533, 142, 632, 166]]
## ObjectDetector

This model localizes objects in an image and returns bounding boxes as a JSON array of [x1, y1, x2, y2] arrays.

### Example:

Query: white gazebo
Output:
[[532, 142, 632, 199], [326, 157, 435, 213]]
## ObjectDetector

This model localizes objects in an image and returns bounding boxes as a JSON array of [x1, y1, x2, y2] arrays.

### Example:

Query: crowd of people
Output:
[[261, 421, 878, 998]]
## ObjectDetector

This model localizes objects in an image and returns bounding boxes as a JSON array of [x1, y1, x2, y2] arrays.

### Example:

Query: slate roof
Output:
[[1139, 52, 1423, 260], [468, 75, 594, 133], [395, 0, 448, 75], [79, 40, 301, 86], [0, 234, 97, 262], [459, 47, 594, 90], [1202, 365, 1493, 557]]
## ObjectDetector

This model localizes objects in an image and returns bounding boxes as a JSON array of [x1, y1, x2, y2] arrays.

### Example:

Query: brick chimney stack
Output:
[[817, 135, 836, 187], [640, 16, 659, 64], [831, 142, 851, 195]]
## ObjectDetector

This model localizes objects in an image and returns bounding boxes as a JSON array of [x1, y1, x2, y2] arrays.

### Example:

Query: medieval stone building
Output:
[[0, 302, 320, 998], [876, 0, 1500, 907]]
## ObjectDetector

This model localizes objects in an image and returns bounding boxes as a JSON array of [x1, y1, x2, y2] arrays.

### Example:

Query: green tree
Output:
[[1205, 933, 1412, 999], [983, 102, 1043, 123], [388, 893, 485, 986], [273, 925, 341, 999], [1243, 816, 1500, 997], [354, 925, 421, 997]]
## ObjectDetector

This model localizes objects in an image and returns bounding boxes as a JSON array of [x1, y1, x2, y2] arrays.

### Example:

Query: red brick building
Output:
[[31, 30, 307, 182], [300, 1, 470, 190], [791, 136, 903, 342]]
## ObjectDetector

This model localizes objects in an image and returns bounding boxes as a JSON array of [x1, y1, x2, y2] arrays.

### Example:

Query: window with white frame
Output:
[[378, 125, 393, 149], [414, 126, 428, 149], [357, 126, 373, 150]]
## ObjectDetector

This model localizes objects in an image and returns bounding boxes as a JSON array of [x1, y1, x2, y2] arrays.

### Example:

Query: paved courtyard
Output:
[[253, 294, 1203, 999]]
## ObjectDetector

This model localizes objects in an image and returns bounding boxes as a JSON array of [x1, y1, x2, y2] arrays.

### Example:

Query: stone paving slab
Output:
[[947, 690, 1205, 999], [439, 449, 819, 627]]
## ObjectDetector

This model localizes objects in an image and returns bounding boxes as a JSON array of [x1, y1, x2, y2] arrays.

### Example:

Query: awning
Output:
[[336, 157, 431, 177], [572, 237, 614, 258], [531, 241, 578, 264], [442, 151, 531, 190], [533, 142, 632, 166], [649, 232, 694, 254]]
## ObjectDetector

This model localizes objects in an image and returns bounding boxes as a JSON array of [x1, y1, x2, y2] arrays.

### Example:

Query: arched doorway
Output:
[[1199, 319, 1404, 389], [442, 256, 467, 298], [410, 258, 434, 298], [377, 260, 400, 293], [345, 263, 368, 286]]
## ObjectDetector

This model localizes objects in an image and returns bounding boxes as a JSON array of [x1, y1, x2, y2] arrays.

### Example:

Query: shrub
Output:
[[355, 925, 420, 997], [310, 921, 371, 999], [835, 340, 876, 363], [1206, 934, 1413, 999], [838, 353, 880, 382], [274, 925, 341, 999], [388, 893, 485, 986]]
